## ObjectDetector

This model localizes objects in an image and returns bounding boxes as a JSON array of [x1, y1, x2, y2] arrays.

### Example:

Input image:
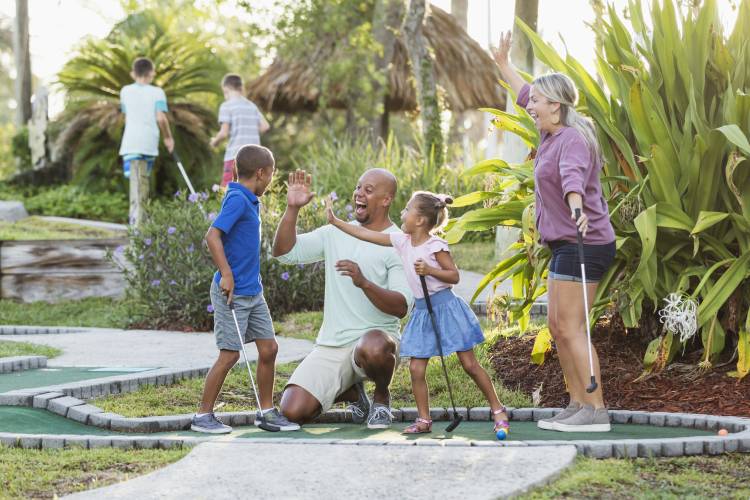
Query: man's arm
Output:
[[156, 111, 174, 153], [335, 260, 408, 318]]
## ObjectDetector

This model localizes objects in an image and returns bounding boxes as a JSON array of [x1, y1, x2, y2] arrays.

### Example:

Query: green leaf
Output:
[[654, 203, 694, 231], [450, 191, 501, 208], [691, 211, 730, 235], [697, 252, 750, 326], [531, 327, 552, 365], [717, 124, 750, 155], [633, 205, 658, 298], [728, 329, 750, 380]]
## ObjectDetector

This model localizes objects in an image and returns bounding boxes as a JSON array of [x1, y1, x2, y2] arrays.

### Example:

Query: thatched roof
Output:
[[247, 5, 505, 113]]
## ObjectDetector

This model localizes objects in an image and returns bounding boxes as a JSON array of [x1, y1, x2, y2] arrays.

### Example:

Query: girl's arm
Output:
[[325, 197, 392, 246], [414, 251, 460, 285]]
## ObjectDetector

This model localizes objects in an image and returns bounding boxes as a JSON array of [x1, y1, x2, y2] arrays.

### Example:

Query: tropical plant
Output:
[[55, 10, 225, 195], [450, 0, 750, 379]]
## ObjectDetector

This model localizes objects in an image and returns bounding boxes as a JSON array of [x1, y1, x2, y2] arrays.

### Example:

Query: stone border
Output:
[[0, 325, 87, 335], [0, 355, 47, 373]]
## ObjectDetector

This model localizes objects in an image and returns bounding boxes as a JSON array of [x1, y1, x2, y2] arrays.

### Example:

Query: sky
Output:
[[0, 0, 743, 118]]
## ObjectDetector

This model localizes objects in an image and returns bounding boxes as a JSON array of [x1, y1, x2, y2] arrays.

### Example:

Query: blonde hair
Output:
[[532, 73, 602, 162], [412, 191, 453, 234]]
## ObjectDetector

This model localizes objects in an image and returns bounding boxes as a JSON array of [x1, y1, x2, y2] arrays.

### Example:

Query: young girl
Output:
[[326, 191, 510, 436]]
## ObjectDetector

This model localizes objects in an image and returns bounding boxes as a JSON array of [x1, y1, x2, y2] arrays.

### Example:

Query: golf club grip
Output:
[[574, 208, 585, 264], [172, 151, 182, 164], [419, 275, 433, 314]]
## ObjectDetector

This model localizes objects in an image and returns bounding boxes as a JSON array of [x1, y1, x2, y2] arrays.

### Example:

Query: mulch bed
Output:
[[489, 316, 750, 417]]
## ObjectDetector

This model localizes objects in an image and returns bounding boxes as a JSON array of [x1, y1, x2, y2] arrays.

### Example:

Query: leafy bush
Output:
[[116, 186, 340, 330], [11, 126, 30, 170], [23, 185, 128, 223]]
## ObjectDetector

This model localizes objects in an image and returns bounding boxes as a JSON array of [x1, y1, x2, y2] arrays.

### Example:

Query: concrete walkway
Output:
[[64, 441, 577, 499], [0, 328, 313, 369]]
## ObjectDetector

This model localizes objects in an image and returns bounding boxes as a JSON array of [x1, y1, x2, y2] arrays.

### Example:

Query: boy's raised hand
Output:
[[287, 169, 314, 208]]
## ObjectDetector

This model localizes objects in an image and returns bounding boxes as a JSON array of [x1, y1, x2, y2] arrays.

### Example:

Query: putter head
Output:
[[445, 415, 463, 433], [586, 376, 598, 394]]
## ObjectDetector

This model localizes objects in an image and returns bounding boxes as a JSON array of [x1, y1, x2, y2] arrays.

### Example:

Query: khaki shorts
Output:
[[286, 336, 399, 413]]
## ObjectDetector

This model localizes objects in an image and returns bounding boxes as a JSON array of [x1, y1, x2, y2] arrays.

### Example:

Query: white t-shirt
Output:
[[119, 83, 168, 157], [276, 222, 414, 347]]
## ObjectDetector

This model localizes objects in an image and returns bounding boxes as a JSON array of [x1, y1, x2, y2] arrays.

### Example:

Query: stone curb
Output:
[[0, 325, 87, 335], [0, 355, 47, 373]]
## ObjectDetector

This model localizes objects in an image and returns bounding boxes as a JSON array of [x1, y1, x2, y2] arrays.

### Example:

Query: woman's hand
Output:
[[491, 31, 512, 68], [571, 208, 589, 237]]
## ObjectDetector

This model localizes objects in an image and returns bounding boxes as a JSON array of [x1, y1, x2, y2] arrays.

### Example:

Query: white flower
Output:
[[658, 293, 698, 343]]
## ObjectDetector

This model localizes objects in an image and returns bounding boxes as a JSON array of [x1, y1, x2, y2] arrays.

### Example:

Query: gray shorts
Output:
[[210, 281, 275, 351]]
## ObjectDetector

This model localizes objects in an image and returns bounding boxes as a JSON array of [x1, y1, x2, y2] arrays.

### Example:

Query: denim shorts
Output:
[[548, 240, 616, 282]]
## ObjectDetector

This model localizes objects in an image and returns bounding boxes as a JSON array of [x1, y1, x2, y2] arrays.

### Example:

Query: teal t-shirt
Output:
[[119, 83, 168, 157], [276, 222, 414, 347]]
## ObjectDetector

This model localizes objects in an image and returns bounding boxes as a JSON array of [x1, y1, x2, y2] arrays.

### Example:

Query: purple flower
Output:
[[151, 279, 161, 286], [345, 204, 353, 212], [167, 226, 176, 235], [281, 272, 290, 281], [187, 244, 195, 253], [138, 254, 144, 260], [201, 192, 209, 201], [169, 280, 177, 286], [207, 304, 214, 313], [207, 212, 217, 221], [115, 245, 125, 254], [174, 190, 182, 198], [144, 238, 152, 246], [297, 264, 304, 269], [188, 193, 199, 203], [330, 191, 338, 201], [211, 184, 220, 192]]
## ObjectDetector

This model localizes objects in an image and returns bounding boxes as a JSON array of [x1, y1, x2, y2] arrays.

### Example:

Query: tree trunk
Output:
[[447, 0, 468, 157], [403, 0, 444, 168], [13, 0, 31, 127], [495, 0, 538, 259], [370, 0, 404, 142]]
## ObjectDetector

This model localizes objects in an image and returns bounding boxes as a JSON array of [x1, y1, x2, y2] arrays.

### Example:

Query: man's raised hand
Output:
[[287, 169, 314, 208]]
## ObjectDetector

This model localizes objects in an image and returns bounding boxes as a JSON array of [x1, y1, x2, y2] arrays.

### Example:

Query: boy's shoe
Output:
[[191, 413, 233, 434], [537, 401, 582, 430], [551, 405, 611, 432], [347, 382, 371, 425], [255, 408, 301, 432], [367, 402, 394, 429]]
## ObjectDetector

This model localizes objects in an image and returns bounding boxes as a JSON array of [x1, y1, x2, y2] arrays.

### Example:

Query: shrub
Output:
[[22, 185, 128, 223]]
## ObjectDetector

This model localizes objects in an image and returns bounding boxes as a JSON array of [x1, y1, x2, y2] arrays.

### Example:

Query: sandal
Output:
[[402, 417, 432, 434], [493, 406, 510, 435]]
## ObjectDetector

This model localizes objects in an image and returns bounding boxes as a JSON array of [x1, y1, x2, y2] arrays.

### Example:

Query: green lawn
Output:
[[0, 446, 188, 499], [0, 340, 61, 359], [0, 297, 130, 329], [524, 454, 750, 499], [450, 241, 496, 275], [95, 310, 531, 416], [0, 216, 121, 240]]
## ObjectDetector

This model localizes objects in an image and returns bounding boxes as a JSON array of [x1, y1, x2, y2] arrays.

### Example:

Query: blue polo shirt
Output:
[[211, 182, 262, 296]]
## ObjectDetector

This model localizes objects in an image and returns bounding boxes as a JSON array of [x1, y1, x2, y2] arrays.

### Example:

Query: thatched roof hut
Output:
[[247, 5, 504, 114]]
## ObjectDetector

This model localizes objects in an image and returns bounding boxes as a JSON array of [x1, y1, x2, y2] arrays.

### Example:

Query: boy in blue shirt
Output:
[[192, 144, 299, 433], [119, 57, 174, 226]]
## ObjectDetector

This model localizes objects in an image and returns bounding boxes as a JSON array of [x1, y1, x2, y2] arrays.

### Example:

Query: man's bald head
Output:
[[352, 168, 398, 226], [361, 168, 397, 198]]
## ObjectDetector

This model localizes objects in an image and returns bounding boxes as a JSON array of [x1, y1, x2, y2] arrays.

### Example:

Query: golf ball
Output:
[[496, 429, 508, 441], [718, 429, 729, 436]]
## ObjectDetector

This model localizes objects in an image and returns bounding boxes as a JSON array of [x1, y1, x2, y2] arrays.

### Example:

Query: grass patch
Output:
[[525, 454, 750, 499], [0, 297, 130, 329], [0, 216, 120, 240], [450, 241, 496, 275], [95, 317, 531, 417], [274, 310, 323, 342], [0, 340, 61, 359], [0, 446, 188, 499]]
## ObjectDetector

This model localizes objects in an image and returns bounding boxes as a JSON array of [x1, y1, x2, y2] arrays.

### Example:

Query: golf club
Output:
[[228, 300, 278, 432], [575, 208, 598, 394], [419, 275, 463, 432], [172, 151, 198, 196]]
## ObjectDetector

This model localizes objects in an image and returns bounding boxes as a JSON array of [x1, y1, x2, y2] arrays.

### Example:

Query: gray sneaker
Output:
[[551, 404, 611, 432], [367, 402, 393, 429], [191, 413, 232, 434], [255, 408, 301, 431], [347, 382, 371, 425], [537, 401, 582, 430]]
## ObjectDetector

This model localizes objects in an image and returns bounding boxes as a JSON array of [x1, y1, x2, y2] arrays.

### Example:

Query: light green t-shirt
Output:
[[276, 222, 414, 347]]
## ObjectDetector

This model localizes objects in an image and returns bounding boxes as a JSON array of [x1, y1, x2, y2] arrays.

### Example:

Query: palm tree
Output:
[[55, 10, 226, 195]]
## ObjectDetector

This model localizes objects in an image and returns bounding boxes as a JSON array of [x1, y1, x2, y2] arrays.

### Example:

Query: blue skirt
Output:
[[401, 288, 485, 358]]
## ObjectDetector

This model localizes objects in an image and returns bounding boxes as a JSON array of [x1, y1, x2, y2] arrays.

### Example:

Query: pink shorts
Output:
[[222, 160, 235, 187]]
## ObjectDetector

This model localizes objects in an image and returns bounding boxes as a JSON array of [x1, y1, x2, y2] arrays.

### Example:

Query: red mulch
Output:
[[489, 316, 750, 417]]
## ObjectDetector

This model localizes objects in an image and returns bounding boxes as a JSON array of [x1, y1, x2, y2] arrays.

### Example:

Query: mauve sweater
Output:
[[517, 84, 615, 245]]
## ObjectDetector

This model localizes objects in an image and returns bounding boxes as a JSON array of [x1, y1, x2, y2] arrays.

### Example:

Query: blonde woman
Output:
[[492, 32, 615, 432]]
